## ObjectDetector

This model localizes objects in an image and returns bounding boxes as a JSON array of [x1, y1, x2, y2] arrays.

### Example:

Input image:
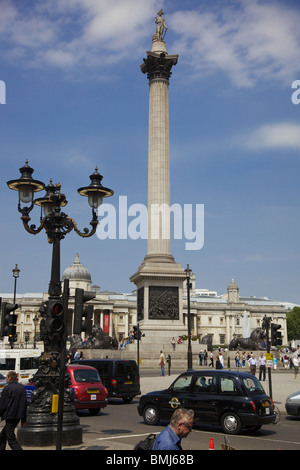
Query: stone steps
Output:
[[78, 342, 285, 370]]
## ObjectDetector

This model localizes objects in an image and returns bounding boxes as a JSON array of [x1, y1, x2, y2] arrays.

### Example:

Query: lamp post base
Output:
[[17, 405, 82, 447], [17, 350, 82, 448]]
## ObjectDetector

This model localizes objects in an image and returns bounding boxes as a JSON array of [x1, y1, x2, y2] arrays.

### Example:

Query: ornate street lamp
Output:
[[185, 264, 192, 369], [33, 314, 39, 349], [7, 161, 114, 448], [10, 264, 21, 349], [12, 264, 20, 304]]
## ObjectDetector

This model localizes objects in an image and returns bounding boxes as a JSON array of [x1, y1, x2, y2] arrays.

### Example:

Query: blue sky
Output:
[[1, 0, 300, 304]]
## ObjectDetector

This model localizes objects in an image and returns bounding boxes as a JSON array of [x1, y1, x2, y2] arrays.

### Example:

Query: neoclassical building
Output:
[[0, 254, 289, 349]]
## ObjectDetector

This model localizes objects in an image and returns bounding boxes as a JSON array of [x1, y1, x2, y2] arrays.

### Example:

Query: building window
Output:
[[220, 335, 225, 345]]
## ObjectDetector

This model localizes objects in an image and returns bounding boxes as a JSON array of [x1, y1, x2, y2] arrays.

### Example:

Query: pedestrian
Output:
[[171, 337, 176, 351], [198, 350, 204, 366], [203, 350, 208, 366], [235, 351, 241, 368], [219, 353, 224, 369], [273, 356, 278, 370], [248, 354, 257, 376], [241, 352, 246, 367], [0, 371, 27, 450], [258, 352, 266, 381], [283, 354, 289, 369], [152, 408, 194, 450], [159, 350, 165, 376], [215, 355, 222, 369], [292, 355, 299, 379], [209, 351, 214, 368]]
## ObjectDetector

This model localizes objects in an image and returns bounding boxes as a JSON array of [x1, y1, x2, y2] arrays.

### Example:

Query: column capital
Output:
[[141, 51, 178, 82]]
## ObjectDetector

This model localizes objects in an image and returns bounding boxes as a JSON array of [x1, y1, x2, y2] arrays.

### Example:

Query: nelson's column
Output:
[[130, 10, 187, 346]]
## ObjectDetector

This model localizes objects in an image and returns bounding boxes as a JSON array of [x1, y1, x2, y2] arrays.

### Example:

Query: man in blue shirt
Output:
[[152, 408, 194, 450]]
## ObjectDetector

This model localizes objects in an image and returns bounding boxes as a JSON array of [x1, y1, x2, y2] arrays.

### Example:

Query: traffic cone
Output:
[[209, 438, 214, 450]]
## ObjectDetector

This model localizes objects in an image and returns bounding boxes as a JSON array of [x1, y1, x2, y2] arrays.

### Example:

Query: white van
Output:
[[0, 348, 43, 384]]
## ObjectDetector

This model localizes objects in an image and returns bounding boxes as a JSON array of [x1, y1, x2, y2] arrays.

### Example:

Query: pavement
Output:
[[3, 368, 300, 451]]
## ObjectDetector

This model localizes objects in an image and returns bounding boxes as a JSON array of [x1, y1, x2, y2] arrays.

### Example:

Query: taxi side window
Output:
[[220, 377, 239, 395], [194, 376, 217, 394], [171, 375, 192, 392]]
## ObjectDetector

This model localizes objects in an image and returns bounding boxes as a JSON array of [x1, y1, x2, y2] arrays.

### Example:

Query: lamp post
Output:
[[12, 264, 20, 303], [185, 264, 192, 369], [10, 264, 20, 349], [7, 161, 113, 447], [33, 314, 39, 349]]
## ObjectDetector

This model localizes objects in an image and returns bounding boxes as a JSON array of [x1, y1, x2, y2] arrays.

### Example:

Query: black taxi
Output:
[[137, 370, 276, 434]]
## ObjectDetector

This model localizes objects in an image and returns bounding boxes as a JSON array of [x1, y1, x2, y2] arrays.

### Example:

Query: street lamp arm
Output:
[[20, 213, 47, 236], [67, 214, 98, 238], [19, 207, 99, 241]]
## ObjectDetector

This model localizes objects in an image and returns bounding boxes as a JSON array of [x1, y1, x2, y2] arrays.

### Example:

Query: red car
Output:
[[67, 364, 108, 416]]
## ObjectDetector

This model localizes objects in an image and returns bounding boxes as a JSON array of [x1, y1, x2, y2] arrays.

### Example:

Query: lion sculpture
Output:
[[229, 327, 266, 351], [70, 325, 118, 353]]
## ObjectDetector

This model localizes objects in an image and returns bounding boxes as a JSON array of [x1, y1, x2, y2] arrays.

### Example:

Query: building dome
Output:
[[227, 278, 239, 303], [62, 254, 92, 283], [228, 279, 239, 290]]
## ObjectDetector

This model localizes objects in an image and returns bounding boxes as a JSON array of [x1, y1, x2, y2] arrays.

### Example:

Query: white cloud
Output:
[[245, 123, 300, 150], [0, 0, 161, 69], [1, 0, 300, 87], [169, 0, 300, 87]]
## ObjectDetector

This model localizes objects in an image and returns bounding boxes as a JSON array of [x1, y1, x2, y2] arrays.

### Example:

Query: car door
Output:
[[159, 373, 194, 419], [186, 374, 219, 424], [218, 375, 242, 414]]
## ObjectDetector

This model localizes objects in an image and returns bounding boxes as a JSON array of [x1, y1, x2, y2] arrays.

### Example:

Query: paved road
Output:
[[13, 368, 299, 451]]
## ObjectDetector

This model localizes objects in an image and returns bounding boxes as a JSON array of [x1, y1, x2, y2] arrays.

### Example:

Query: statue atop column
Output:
[[153, 9, 168, 42]]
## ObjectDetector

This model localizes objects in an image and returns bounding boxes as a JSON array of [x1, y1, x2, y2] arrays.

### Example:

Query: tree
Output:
[[286, 306, 300, 341]]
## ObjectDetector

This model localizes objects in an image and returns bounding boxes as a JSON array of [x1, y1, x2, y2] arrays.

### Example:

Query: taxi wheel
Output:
[[123, 396, 133, 403], [221, 411, 242, 435], [143, 404, 160, 425]]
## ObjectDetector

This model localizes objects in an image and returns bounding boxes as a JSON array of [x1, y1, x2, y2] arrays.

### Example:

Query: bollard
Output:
[[167, 354, 171, 376]]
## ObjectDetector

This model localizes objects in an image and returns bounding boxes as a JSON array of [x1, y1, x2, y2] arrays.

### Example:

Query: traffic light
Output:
[[46, 298, 64, 334], [133, 325, 144, 340], [0, 300, 18, 342], [73, 288, 95, 335], [271, 323, 281, 346]]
